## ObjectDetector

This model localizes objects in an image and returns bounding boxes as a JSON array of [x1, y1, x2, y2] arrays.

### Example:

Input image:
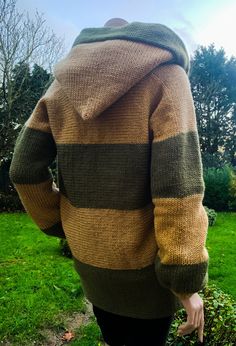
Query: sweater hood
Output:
[[53, 21, 190, 121]]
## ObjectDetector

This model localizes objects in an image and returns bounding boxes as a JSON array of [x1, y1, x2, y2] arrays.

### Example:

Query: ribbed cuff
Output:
[[41, 221, 66, 239], [155, 256, 209, 294]]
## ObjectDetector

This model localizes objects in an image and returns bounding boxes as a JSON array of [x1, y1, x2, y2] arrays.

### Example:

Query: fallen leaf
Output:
[[61, 330, 75, 341]]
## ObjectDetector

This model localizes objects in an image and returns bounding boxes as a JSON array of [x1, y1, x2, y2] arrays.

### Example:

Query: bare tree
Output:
[[0, 0, 65, 161]]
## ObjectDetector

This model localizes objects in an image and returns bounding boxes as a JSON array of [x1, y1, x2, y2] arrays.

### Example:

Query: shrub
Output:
[[202, 151, 228, 169], [0, 192, 24, 212], [168, 283, 236, 345], [203, 165, 235, 211], [0, 160, 57, 212], [228, 167, 236, 211], [204, 206, 217, 226]]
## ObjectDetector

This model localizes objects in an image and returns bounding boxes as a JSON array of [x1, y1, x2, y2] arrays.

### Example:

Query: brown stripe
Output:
[[54, 41, 173, 121], [38, 73, 162, 144], [60, 195, 157, 269], [150, 64, 197, 143], [72, 23, 189, 73], [73, 256, 182, 319], [13, 179, 61, 229], [25, 98, 51, 134], [27, 65, 196, 145], [153, 194, 209, 265]]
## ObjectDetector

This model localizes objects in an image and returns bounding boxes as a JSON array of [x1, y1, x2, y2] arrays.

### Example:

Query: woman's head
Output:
[[104, 18, 129, 27]]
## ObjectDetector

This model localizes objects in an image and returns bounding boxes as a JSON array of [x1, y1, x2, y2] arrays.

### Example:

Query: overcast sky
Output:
[[17, 0, 236, 59]]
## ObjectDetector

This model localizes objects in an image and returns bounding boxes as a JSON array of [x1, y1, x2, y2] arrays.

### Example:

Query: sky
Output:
[[17, 0, 236, 59]]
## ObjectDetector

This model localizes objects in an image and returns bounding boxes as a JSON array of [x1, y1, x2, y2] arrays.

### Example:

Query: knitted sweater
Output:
[[9, 21, 209, 319]]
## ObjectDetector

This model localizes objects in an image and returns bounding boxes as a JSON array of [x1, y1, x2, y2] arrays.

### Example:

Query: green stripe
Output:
[[41, 222, 66, 238], [57, 143, 152, 210], [155, 256, 209, 293], [73, 257, 182, 319], [72, 22, 189, 73], [151, 131, 205, 198], [9, 126, 56, 184]]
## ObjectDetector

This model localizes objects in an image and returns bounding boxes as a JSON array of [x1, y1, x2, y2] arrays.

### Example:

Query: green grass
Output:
[[205, 212, 236, 299], [0, 213, 97, 345], [0, 211, 235, 345]]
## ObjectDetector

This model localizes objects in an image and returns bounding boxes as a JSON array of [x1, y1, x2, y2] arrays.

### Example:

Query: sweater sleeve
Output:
[[9, 86, 66, 239], [150, 64, 209, 296]]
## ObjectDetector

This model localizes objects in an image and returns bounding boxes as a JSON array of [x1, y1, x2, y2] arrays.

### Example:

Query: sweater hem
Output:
[[73, 256, 183, 319]]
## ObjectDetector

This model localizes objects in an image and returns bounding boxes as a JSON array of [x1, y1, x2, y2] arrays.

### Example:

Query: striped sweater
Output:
[[9, 22, 209, 319]]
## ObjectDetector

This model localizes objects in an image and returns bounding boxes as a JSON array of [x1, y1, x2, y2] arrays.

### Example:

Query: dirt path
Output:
[[39, 297, 106, 346], [1, 298, 106, 346]]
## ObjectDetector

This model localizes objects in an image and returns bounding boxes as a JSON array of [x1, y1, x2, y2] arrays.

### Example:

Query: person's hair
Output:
[[104, 18, 129, 27]]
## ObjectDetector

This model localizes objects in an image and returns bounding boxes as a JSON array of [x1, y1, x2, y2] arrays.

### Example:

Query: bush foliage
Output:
[[203, 165, 236, 211], [168, 283, 236, 345], [0, 192, 23, 212], [228, 167, 236, 210], [204, 206, 217, 226]]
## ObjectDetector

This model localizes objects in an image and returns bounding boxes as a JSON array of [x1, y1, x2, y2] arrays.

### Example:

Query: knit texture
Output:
[[9, 22, 209, 319], [72, 21, 190, 74]]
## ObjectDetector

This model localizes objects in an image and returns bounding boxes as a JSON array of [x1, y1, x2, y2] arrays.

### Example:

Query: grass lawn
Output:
[[0, 213, 103, 345], [206, 212, 236, 299], [0, 211, 235, 345]]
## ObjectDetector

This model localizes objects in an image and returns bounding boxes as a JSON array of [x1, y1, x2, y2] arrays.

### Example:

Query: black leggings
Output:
[[93, 305, 174, 346]]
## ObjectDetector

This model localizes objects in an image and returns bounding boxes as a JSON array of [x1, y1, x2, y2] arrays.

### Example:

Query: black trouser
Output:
[[92, 305, 174, 346]]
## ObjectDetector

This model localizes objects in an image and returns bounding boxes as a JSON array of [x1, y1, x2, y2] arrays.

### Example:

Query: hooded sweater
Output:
[[9, 21, 209, 319]]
